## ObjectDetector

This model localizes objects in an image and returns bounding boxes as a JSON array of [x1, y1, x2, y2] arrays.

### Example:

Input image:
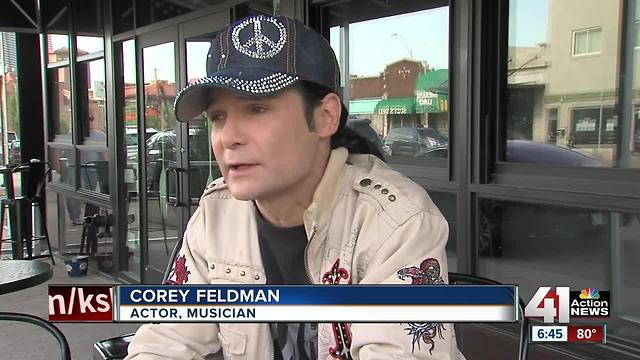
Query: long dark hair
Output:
[[293, 81, 385, 161]]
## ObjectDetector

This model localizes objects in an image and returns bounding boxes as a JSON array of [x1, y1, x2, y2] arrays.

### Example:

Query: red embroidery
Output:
[[322, 258, 349, 285], [397, 258, 446, 354], [396, 258, 444, 285], [166, 254, 191, 285], [323, 259, 353, 360]]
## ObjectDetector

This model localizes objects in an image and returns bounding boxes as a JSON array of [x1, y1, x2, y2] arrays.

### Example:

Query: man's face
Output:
[[206, 87, 330, 201]]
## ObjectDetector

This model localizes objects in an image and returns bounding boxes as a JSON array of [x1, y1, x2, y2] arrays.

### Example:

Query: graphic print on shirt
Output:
[[397, 258, 446, 355], [322, 258, 353, 360], [165, 254, 191, 285]]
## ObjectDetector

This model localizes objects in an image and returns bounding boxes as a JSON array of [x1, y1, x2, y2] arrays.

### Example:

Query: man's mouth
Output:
[[228, 163, 258, 173]]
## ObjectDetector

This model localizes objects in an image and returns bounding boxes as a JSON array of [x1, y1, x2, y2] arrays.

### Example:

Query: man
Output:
[[127, 14, 462, 360]]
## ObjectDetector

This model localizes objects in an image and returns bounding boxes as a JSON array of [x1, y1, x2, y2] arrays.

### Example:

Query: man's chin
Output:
[[227, 185, 259, 201]]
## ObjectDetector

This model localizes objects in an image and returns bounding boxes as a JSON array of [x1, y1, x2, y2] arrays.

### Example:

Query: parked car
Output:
[[417, 140, 604, 167], [382, 127, 447, 157], [126, 126, 158, 161]]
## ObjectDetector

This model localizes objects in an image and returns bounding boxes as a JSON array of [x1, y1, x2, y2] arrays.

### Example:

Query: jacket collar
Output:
[[302, 147, 349, 238]]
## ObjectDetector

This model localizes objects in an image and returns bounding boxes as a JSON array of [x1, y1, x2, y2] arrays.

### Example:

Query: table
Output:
[[0, 260, 53, 295], [0, 260, 70, 359]]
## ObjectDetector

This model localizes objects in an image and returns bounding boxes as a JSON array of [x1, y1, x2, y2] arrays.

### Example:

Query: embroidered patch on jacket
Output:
[[322, 258, 349, 285], [397, 258, 446, 354], [404, 322, 445, 355], [397, 258, 445, 285], [323, 259, 353, 360], [165, 254, 191, 285]]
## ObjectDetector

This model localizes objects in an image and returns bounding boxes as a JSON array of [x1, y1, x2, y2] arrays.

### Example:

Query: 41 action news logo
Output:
[[524, 287, 610, 323]]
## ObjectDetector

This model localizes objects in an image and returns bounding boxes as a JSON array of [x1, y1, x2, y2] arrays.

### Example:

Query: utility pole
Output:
[[391, 33, 412, 59]]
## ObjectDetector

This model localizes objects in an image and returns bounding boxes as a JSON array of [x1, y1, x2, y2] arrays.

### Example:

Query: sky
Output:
[[330, 7, 450, 77], [48, 0, 551, 83], [508, 0, 549, 47]]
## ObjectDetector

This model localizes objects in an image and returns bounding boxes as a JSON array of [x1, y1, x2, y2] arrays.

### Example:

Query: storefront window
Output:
[[56, 195, 114, 273], [0, 32, 20, 165], [48, 66, 72, 141], [47, 34, 70, 63], [186, 39, 221, 210], [120, 39, 141, 281], [79, 149, 109, 194], [327, 3, 450, 166], [478, 198, 640, 343], [506, 0, 639, 168], [77, 36, 103, 56], [429, 191, 457, 271], [78, 59, 107, 145], [48, 146, 75, 187]]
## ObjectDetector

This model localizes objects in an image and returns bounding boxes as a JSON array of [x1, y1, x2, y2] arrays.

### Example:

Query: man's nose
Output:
[[218, 115, 246, 149]]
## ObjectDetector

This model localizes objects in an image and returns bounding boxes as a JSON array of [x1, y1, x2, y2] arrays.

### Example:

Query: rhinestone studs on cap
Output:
[[232, 15, 287, 59]]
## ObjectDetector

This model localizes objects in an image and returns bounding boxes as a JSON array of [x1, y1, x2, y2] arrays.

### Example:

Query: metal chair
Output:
[[0, 312, 71, 360], [0, 160, 55, 264], [93, 237, 184, 360], [448, 272, 529, 360]]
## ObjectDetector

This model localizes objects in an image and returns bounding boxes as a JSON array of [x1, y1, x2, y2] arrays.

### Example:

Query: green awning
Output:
[[374, 97, 416, 115], [415, 69, 449, 113], [349, 99, 380, 115]]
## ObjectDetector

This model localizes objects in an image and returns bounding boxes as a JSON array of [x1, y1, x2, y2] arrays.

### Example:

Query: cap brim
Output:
[[174, 69, 300, 122]]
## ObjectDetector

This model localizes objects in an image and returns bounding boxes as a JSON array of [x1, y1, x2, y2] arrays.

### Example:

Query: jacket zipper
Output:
[[303, 223, 318, 284]]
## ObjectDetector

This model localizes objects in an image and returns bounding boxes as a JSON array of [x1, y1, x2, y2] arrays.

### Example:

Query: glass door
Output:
[[184, 36, 221, 212], [139, 28, 184, 283], [178, 11, 230, 214]]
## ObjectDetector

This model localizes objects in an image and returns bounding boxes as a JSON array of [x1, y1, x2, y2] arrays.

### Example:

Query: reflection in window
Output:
[[79, 150, 109, 194], [48, 67, 72, 140], [48, 147, 75, 187], [329, 5, 450, 165], [506, 0, 640, 168], [78, 59, 107, 145], [429, 191, 457, 271], [570, 107, 616, 145], [58, 195, 115, 273], [47, 34, 70, 63], [120, 39, 141, 281], [186, 40, 221, 208], [573, 28, 602, 56], [0, 32, 20, 165], [143, 42, 177, 131], [77, 36, 104, 55], [478, 198, 640, 344]]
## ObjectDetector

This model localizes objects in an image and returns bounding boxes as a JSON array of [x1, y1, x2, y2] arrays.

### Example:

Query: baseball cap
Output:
[[174, 15, 345, 122]]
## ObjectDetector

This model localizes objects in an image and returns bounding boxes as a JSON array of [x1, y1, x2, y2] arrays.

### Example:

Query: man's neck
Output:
[[255, 150, 330, 228]]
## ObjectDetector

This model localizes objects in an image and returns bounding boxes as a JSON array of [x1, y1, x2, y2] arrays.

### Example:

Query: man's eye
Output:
[[250, 105, 268, 114], [208, 113, 225, 122]]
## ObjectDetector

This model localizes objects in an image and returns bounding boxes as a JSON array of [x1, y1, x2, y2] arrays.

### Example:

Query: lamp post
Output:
[[391, 33, 412, 59]]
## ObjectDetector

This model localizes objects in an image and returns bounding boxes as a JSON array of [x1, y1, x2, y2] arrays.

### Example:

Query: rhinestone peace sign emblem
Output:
[[232, 16, 287, 59]]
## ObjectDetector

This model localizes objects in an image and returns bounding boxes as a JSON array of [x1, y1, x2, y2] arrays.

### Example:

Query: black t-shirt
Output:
[[255, 207, 318, 360]]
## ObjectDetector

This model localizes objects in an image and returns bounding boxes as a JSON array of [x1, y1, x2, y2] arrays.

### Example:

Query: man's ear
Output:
[[314, 92, 342, 139]]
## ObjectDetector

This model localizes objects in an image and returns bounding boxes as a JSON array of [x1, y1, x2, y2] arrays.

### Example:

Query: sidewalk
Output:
[[0, 257, 140, 360]]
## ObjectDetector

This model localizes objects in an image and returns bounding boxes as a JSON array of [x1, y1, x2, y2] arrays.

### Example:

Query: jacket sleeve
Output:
[[350, 210, 465, 360], [125, 211, 221, 360]]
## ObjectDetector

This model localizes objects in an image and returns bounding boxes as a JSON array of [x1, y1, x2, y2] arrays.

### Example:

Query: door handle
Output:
[[165, 166, 184, 207]]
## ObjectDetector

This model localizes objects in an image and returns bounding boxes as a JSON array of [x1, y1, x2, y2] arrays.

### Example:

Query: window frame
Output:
[[311, 0, 454, 182], [572, 26, 603, 57]]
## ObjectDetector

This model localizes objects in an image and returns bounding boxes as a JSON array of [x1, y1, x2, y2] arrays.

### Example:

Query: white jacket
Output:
[[126, 147, 464, 359]]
